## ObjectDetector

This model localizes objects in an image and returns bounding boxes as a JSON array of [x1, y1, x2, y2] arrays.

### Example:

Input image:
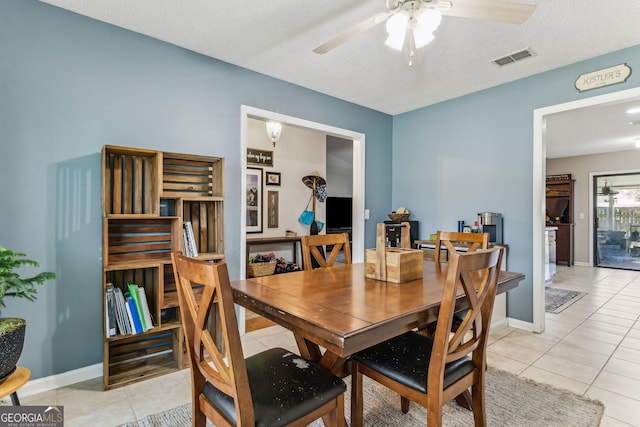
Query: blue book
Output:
[[125, 293, 143, 334]]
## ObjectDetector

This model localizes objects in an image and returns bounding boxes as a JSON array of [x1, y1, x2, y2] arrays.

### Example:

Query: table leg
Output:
[[454, 390, 472, 410], [10, 392, 20, 406]]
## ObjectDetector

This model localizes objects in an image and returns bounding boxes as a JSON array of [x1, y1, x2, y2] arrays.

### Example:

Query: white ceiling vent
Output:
[[492, 48, 536, 67]]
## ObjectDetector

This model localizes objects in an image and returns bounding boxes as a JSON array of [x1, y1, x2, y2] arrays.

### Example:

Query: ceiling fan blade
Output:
[[313, 12, 392, 54], [443, 0, 536, 24]]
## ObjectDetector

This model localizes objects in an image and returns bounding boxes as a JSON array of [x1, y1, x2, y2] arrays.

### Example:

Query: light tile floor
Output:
[[3, 265, 640, 426]]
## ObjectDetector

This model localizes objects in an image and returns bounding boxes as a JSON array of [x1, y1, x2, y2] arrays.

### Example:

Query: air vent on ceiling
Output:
[[492, 48, 536, 67], [630, 119, 640, 126]]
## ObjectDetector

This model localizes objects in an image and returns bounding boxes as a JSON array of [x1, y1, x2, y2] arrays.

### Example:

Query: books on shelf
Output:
[[105, 284, 117, 338], [125, 292, 143, 334], [113, 287, 131, 335], [183, 221, 198, 257], [106, 283, 154, 336], [127, 283, 147, 331], [138, 288, 154, 331]]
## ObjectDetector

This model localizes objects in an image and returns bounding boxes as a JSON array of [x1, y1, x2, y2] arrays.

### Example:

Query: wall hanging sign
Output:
[[575, 63, 631, 92], [247, 148, 274, 166]]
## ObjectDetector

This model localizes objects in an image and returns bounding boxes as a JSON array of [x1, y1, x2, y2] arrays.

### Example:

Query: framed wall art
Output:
[[267, 190, 279, 228], [266, 171, 281, 186], [246, 167, 263, 233]]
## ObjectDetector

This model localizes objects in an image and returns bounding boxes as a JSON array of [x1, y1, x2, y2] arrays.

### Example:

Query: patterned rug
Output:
[[119, 367, 603, 426], [545, 286, 588, 313]]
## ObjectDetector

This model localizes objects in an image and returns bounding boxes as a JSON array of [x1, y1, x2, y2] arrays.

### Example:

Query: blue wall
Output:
[[3, 0, 640, 381], [392, 45, 640, 322], [0, 0, 392, 379]]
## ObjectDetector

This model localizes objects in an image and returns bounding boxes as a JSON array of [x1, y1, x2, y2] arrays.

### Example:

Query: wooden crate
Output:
[[105, 267, 158, 321], [160, 263, 204, 310], [105, 330, 179, 390], [365, 248, 423, 283], [103, 217, 180, 268], [162, 153, 224, 198], [102, 146, 160, 215], [182, 199, 224, 255]]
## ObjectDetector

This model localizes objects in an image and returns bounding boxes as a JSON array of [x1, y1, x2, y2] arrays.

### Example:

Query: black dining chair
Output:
[[350, 247, 504, 427], [171, 253, 347, 427]]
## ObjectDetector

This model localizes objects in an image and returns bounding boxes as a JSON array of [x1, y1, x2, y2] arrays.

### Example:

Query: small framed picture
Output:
[[246, 167, 263, 233], [266, 171, 281, 186], [267, 191, 279, 228]]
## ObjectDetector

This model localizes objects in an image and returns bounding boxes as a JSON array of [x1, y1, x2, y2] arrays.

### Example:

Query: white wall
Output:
[[247, 118, 326, 262]]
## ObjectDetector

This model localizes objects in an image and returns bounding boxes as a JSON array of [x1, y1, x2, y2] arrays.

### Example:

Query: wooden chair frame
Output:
[[434, 231, 489, 263], [351, 247, 504, 427], [171, 253, 344, 426], [301, 233, 352, 270]]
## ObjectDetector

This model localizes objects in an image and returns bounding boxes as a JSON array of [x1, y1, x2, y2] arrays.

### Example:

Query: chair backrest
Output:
[[300, 232, 352, 270], [171, 253, 255, 425], [428, 247, 504, 387], [434, 231, 489, 263]]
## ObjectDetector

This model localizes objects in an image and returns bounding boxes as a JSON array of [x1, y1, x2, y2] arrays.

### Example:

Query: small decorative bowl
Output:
[[388, 213, 410, 222]]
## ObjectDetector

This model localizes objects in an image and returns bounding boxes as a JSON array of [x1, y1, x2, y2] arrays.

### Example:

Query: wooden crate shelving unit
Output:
[[102, 145, 224, 390]]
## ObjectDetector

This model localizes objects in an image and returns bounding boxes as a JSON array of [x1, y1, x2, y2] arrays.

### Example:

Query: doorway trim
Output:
[[240, 105, 366, 279], [533, 86, 640, 333]]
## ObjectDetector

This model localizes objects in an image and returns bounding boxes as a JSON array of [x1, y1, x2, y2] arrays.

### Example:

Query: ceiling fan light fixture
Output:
[[385, 11, 409, 50], [416, 8, 442, 33]]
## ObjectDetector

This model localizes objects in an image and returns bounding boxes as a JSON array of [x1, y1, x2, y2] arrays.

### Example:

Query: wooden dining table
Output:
[[231, 261, 525, 377]]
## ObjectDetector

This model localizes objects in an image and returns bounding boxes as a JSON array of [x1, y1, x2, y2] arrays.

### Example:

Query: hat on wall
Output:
[[302, 171, 326, 189]]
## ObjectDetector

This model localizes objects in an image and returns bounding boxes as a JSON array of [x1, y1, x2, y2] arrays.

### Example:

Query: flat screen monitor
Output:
[[326, 196, 352, 230]]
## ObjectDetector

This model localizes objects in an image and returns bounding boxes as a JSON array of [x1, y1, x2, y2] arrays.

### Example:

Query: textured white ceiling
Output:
[[39, 0, 640, 157]]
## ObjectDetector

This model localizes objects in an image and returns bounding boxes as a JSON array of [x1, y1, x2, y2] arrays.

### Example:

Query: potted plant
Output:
[[0, 245, 56, 384]]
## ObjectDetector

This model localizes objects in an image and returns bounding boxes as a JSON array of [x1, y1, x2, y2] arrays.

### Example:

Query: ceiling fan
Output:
[[598, 181, 619, 196], [313, 0, 536, 65]]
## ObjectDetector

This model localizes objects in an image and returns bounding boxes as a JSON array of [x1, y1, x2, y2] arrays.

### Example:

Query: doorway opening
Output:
[[240, 105, 366, 334], [533, 85, 640, 333], [594, 172, 640, 270]]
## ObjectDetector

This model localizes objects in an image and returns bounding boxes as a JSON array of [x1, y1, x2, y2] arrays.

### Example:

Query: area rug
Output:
[[119, 367, 603, 426], [545, 286, 588, 313]]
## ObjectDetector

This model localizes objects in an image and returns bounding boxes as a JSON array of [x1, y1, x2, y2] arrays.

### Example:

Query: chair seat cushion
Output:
[[352, 331, 475, 393], [202, 347, 346, 427]]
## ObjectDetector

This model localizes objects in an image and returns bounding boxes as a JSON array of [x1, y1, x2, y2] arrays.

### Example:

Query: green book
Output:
[[127, 283, 147, 331]]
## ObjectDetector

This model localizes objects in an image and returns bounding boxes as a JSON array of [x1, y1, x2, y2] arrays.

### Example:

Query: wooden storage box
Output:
[[365, 248, 423, 283]]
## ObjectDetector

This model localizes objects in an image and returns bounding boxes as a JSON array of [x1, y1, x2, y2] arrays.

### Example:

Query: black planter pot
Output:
[[0, 318, 26, 384]]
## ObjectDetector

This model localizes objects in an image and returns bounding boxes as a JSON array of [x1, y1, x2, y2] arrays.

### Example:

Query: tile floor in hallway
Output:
[[3, 265, 640, 426]]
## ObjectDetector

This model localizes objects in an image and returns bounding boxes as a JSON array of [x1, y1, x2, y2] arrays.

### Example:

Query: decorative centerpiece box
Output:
[[365, 248, 423, 283]]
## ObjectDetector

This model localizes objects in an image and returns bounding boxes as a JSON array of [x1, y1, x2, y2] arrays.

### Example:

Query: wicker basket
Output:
[[247, 260, 277, 278], [388, 213, 410, 223]]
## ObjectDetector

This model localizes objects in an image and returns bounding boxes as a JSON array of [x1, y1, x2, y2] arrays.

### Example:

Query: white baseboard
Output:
[[574, 261, 590, 267], [490, 318, 509, 332], [18, 363, 103, 397], [507, 317, 537, 332]]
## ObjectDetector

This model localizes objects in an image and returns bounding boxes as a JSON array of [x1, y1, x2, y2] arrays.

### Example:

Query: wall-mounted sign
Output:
[[247, 148, 274, 166], [575, 63, 631, 92]]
